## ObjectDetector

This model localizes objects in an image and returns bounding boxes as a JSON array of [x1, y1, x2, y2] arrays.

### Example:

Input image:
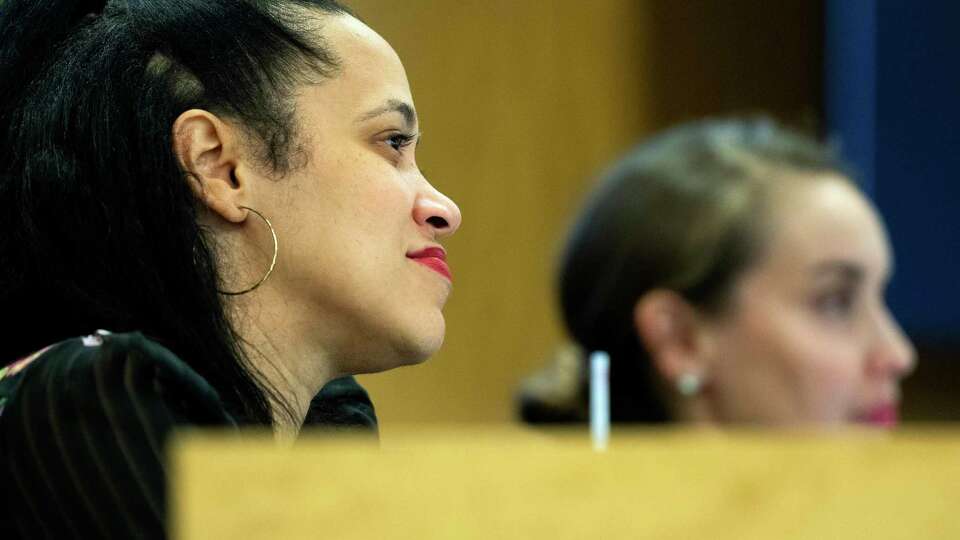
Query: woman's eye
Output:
[[385, 133, 416, 152], [815, 290, 856, 319]]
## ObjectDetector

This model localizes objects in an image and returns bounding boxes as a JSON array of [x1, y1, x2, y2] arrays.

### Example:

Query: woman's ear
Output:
[[172, 109, 246, 223], [633, 289, 709, 389]]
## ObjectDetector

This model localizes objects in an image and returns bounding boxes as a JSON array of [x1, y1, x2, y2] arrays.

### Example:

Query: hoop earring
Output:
[[219, 206, 278, 296]]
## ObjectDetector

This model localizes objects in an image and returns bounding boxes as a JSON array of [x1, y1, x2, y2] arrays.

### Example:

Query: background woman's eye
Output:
[[815, 289, 856, 319]]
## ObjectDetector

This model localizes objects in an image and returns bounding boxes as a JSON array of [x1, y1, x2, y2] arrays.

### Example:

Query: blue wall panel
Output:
[[827, 1, 959, 342]]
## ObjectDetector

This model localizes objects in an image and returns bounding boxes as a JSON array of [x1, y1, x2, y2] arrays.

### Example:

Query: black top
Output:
[[0, 331, 377, 539]]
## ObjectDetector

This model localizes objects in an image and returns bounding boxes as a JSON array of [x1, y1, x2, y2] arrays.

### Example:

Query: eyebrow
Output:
[[810, 260, 865, 282], [356, 99, 417, 129]]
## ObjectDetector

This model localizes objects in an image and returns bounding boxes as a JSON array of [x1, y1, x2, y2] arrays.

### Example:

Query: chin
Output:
[[396, 317, 446, 365], [401, 331, 445, 365], [354, 317, 445, 373]]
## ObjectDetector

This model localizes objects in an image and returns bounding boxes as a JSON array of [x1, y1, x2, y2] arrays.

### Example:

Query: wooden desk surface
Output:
[[172, 426, 960, 539]]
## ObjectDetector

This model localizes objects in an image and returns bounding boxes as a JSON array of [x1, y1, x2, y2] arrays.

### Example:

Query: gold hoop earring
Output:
[[219, 206, 278, 296]]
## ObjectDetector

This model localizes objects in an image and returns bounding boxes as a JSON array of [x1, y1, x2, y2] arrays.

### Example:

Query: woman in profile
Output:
[[519, 118, 914, 427], [0, 0, 460, 536]]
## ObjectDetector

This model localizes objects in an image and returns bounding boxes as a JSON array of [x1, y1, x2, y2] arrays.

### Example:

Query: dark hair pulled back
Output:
[[0, 0, 350, 425]]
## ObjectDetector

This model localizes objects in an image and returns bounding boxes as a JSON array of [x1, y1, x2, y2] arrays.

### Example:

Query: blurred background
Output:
[[350, 0, 959, 427]]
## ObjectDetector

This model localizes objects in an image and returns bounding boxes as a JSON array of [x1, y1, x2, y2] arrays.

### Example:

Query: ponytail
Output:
[[0, 0, 350, 426]]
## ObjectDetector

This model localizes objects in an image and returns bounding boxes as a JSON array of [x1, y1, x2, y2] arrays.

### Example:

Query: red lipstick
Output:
[[407, 246, 452, 282], [857, 403, 899, 427]]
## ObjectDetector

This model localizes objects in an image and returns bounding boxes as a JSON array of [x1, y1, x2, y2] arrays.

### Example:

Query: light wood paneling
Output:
[[350, 1, 650, 422], [348, 0, 825, 424], [175, 428, 960, 539]]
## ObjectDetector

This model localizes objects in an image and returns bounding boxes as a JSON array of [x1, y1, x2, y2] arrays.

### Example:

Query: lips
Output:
[[856, 403, 899, 427], [407, 246, 452, 282]]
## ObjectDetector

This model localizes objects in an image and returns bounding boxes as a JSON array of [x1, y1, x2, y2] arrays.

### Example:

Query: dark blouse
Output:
[[0, 331, 377, 539]]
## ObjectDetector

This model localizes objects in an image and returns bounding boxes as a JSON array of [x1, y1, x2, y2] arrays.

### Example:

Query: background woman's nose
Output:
[[867, 310, 917, 379]]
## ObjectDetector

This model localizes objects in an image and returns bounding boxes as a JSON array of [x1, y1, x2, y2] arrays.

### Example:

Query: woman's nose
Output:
[[867, 309, 916, 380], [413, 182, 462, 239]]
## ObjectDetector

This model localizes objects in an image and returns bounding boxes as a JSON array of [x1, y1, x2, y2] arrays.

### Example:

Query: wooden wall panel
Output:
[[348, 0, 824, 424], [642, 0, 823, 129], [349, 0, 649, 422]]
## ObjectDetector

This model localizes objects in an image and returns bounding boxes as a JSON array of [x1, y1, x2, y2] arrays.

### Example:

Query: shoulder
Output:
[[2, 330, 231, 427], [0, 331, 234, 538], [304, 375, 379, 432]]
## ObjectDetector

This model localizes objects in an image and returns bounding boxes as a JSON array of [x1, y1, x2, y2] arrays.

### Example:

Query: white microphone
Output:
[[589, 350, 610, 451]]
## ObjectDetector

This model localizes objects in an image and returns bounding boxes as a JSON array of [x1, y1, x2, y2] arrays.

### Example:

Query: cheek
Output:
[[294, 155, 413, 236], [782, 339, 863, 418], [337, 153, 416, 225], [714, 306, 866, 422]]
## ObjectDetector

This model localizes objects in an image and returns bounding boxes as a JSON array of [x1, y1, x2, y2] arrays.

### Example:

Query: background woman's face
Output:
[[702, 176, 914, 426], [249, 14, 461, 372]]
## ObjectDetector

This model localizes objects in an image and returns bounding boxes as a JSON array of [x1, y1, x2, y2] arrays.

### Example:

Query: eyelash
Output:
[[385, 132, 417, 153], [814, 289, 857, 319]]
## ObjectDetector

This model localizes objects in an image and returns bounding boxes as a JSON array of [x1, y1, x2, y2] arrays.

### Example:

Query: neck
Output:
[[227, 285, 340, 439], [673, 394, 718, 426]]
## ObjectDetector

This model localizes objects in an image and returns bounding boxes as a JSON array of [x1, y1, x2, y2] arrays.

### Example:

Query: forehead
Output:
[[309, 14, 413, 116], [758, 176, 892, 277]]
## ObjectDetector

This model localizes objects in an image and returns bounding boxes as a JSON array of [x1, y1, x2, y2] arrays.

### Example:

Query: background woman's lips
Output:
[[857, 403, 899, 427], [407, 247, 452, 281]]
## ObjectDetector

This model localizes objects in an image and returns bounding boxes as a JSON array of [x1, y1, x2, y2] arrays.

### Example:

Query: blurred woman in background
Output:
[[519, 118, 913, 427], [0, 0, 459, 536]]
